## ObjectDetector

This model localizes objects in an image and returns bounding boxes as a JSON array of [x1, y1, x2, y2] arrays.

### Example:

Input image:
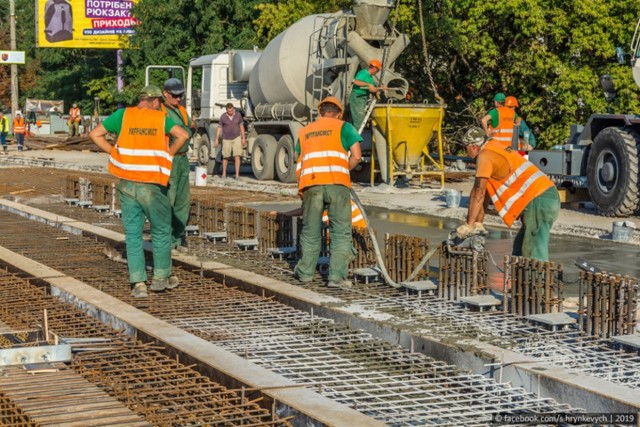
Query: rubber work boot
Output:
[[327, 280, 353, 289], [165, 275, 179, 290], [131, 282, 148, 298], [150, 277, 169, 292]]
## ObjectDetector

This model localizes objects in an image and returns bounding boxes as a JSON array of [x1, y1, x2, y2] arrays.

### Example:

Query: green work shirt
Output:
[[295, 120, 362, 155], [352, 68, 375, 97], [102, 108, 177, 136]]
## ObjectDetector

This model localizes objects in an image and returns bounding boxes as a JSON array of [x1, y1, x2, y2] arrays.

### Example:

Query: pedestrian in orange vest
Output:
[[457, 127, 560, 261], [12, 111, 26, 152]]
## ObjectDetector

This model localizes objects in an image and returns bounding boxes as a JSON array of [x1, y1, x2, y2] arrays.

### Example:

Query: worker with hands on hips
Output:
[[456, 127, 560, 261], [90, 85, 189, 298]]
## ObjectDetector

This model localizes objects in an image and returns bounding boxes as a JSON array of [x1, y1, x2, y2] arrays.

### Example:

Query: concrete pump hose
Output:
[[350, 188, 437, 288]]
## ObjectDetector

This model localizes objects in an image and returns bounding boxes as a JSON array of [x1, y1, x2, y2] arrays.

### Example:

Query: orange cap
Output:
[[505, 96, 519, 108], [318, 96, 344, 113], [369, 59, 382, 69]]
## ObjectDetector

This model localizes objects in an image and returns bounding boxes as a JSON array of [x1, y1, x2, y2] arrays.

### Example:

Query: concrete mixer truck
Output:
[[174, 0, 412, 183]]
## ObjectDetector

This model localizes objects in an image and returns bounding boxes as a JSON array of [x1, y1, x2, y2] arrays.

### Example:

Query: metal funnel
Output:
[[352, 0, 394, 39]]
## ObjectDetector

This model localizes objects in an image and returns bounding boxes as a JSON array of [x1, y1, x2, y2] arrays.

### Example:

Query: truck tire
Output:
[[350, 162, 375, 183], [251, 134, 276, 181], [586, 127, 640, 216], [197, 133, 220, 175], [275, 135, 297, 183]]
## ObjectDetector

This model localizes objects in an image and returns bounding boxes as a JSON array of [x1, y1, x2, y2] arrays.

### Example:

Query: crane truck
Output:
[[528, 20, 640, 217], [174, 0, 409, 183]]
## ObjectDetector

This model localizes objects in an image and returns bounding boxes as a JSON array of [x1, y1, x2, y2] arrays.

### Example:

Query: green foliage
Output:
[[2, 0, 640, 148], [408, 0, 640, 148]]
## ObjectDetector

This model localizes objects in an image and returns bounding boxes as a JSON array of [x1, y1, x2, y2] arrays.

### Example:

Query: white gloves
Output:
[[456, 222, 487, 239]]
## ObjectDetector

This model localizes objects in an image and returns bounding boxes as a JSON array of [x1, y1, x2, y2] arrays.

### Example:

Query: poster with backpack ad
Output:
[[36, 0, 139, 49]]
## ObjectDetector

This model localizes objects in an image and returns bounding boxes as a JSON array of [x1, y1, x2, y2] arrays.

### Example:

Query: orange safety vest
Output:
[[482, 140, 554, 227], [108, 107, 173, 186], [296, 117, 351, 192], [322, 199, 366, 228], [491, 107, 517, 147], [13, 117, 26, 134], [69, 107, 81, 123], [161, 104, 189, 125]]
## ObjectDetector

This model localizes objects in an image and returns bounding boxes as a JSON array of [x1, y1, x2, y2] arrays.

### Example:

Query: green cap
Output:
[[139, 85, 163, 99], [462, 127, 486, 146], [493, 92, 506, 103]]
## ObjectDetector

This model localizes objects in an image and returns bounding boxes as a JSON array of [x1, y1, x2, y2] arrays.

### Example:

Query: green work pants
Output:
[[167, 155, 191, 248], [349, 92, 368, 131], [295, 185, 354, 282], [512, 186, 560, 261], [118, 180, 173, 284]]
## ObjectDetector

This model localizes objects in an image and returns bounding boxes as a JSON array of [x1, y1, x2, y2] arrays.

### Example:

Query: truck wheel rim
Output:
[[595, 148, 618, 194]]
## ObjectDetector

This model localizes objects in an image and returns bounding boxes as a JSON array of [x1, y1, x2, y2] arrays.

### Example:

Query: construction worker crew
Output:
[[294, 96, 363, 288], [349, 59, 387, 131], [215, 103, 246, 179], [457, 127, 560, 261], [12, 111, 26, 152], [162, 78, 195, 252], [89, 85, 189, 298], [0, 111, 9, 154], [68, 103, 81, 136]]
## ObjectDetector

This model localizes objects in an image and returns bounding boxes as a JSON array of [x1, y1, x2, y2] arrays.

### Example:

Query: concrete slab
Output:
[[526, 312, 576, 331], [234, 239, 258, 250], [612, 334, 640, 350], [204, 231, 227, 242]]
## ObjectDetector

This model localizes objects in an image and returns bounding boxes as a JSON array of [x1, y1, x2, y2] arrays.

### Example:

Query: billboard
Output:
[[0, 51, 26, 64], [35, 0, 139, 49]]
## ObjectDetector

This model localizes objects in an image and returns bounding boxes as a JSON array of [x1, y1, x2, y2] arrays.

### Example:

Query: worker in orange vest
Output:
[[276, 198, 367, 229], [456, 127, 560, 261], [12, 111, 26, 152], [481, 92, 519, 147], [89, 85, 189, 298], [68, 103, 81, 136], [294, 96, 362, 288]]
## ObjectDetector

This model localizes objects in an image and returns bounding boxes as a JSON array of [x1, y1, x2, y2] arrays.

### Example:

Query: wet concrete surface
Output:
[[252, 202, 640, 297]]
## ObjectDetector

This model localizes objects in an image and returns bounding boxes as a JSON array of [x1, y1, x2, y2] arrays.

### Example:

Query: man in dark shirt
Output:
[[214, 103, 246, 179]]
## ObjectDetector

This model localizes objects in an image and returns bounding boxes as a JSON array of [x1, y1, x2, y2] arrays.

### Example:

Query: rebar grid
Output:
[[579, 271, 638, 338], [384, 234, 430, 283], [504, 256, 564, 316], [438, 244, 489, 300], [0, 364, 152, 427], [190, 197, 227, 234], [0, 390, 38, 427], [0, 272, 290, 427], [228, 206, 258, 241], [259, 212, 295, 253], [0, 213, 583, 426]]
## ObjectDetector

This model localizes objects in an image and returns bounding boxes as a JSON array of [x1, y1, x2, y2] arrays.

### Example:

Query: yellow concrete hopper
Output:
[[370, 104, 445, 187]]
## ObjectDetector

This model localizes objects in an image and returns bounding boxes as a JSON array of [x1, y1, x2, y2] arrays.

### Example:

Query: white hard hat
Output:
[[15, 110, 22, 116]]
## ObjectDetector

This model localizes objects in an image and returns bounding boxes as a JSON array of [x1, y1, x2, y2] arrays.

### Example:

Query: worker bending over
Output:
[[90, 85, 189, 298], [294, 96, 362, 288], [457, 127, 560, 261]]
